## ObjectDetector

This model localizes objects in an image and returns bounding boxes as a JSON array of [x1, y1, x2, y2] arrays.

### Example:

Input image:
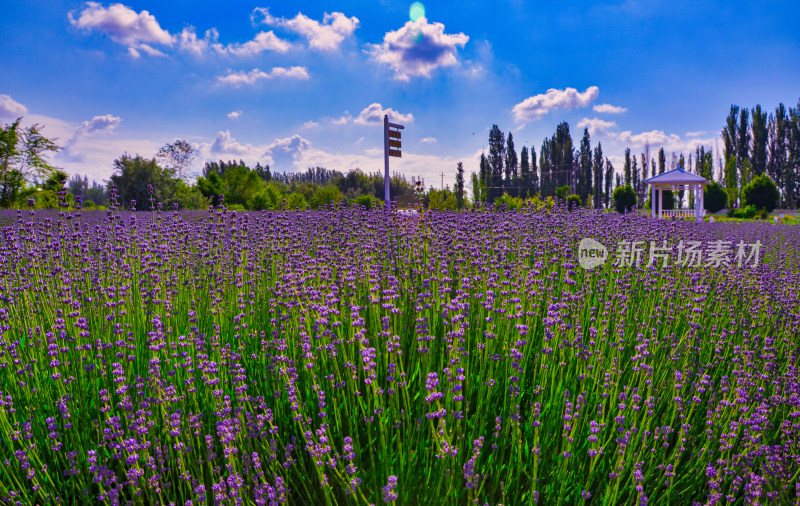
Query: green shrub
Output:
[[742, 174, 780, 212], [566, 194, 582, 211], [704, 182, 727, 214], [555, 185, 570, 200], [612, 185, 637, 214], [732, 205, 757, 219], [495, 192, 522, 211], [755, 208, 770, 220], [352, 194, 379, 209], [286, 192, 308, 210]]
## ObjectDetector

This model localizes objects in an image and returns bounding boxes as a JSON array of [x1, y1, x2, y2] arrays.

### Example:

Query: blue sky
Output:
[[1, 0, 798, 188]]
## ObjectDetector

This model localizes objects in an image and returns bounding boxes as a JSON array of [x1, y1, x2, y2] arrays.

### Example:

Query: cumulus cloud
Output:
[[0, 94, 28, 118], [210, 130, 251, 155], [253, 7, 358, 51], [69, 2, 174, 55], [420, 137, 437, 144], [178, 27, 217, 56], [367, 17, 469, 81], [216, 66, 310, 86], [610, 129, 717, 156], [577, 117, 616, 137], [301, 120, 319, 129], [353, 104, 413, 125], [592, 103, 627, 114], [80, 114, 122, 133], [227, 111, 243, 120], [512, 86, 599, 123], [685, 131, 706, 138], [178, 27, 289, 57], [60, 114, 122, 162], [224, 31, 291, 56], [263, 134, 311, 170]]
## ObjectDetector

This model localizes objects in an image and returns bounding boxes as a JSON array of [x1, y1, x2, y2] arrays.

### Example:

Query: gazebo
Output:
[[644, 167, 708, 221]]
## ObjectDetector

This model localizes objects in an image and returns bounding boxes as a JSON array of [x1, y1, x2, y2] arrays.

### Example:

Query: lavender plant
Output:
[[0, 202, 798, 505]]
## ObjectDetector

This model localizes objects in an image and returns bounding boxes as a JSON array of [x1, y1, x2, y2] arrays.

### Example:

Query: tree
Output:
[[167, 180, 210, 210], [37, 170, 71, 208], [487, 125, 505, 202], [519, 146, 530, 198], [530, 145, 539, 196], [677, 154, 685, 208], [612, 185, 636, 214], [0, 118, 60, 207], [156, 140, 197, 180], [505, 133, 518, 197], [624, 148, 632, 186], [751, 105, 768, 176], [704, 182, 727, 214], [604, 158, 613, 208], [742, 174, 780, 212], [478, 153, 489, 202], [657, 148, 666, 174], [722, 105, 739, 162], [593, 143, 603, 209], [470, 172, 482, 205], [579, 128, 592, 204], [788, 101, 800, 207], [310, 185, 343, 209], [555, 185, 569, 200], [768, 104, 788, 205], [110, 154, 178, 209], [454, 162, 465, 209], [737, 107, 751, 167], [724, 155, 739, 208], [286, 192, 308, 210], [428, 188, 457, 210]]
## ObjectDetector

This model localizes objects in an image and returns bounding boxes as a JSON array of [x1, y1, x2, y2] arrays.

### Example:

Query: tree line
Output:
[[2, 97, 799, 212]]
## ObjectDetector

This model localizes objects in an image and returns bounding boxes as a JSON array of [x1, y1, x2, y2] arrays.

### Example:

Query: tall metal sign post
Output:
[[384, 114, 404, 211]]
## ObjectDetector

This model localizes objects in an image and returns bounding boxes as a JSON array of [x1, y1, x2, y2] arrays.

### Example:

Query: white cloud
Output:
[[0, 94, 28, 118], [227, 111, 243, 120], [178, 26, 289, 57], [209, 130, 251, 155], [512, 86, 599, 123], [610, 129, 718, 157], [593, 103, 627, 114], [178, 27, 217, 56], [353, 103, 413, 125], [577, 117, 616, 137], [61, 114, 123, 162], [80, 114, 122, 133], [367, 17, 469, 81], [224, 31, 291, 56], [420, 137, 437, 144], [685, 131, 706, 138], [69, 2, 175, 55], [263, 134, 311, 170], [301, 120, 319, 129], [215, 66, 310, 86], [253, 7, 358, 51]]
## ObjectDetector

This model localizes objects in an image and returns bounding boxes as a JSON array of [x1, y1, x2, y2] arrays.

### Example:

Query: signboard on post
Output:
[[384, 114, 405, 210]]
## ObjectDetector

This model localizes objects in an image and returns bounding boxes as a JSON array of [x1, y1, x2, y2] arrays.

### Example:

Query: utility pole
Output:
[[440, 172, 445, 190], [384, 114, 404, 210]]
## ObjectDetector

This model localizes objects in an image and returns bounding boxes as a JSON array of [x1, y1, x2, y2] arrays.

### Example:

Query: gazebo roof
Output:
[[645, 167, 708, 185]]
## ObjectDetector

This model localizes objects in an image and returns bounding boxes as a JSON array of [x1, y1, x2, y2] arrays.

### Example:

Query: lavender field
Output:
[[0, 203, 799, 505]]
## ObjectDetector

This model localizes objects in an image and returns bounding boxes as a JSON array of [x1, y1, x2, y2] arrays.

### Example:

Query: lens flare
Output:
[[409, 2, 425, 22]]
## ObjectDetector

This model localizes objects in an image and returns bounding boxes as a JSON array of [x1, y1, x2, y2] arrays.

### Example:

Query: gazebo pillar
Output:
[[658, 186, 663, 219], [651, 185, 656, 218], [698, 183, 704, 221]]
